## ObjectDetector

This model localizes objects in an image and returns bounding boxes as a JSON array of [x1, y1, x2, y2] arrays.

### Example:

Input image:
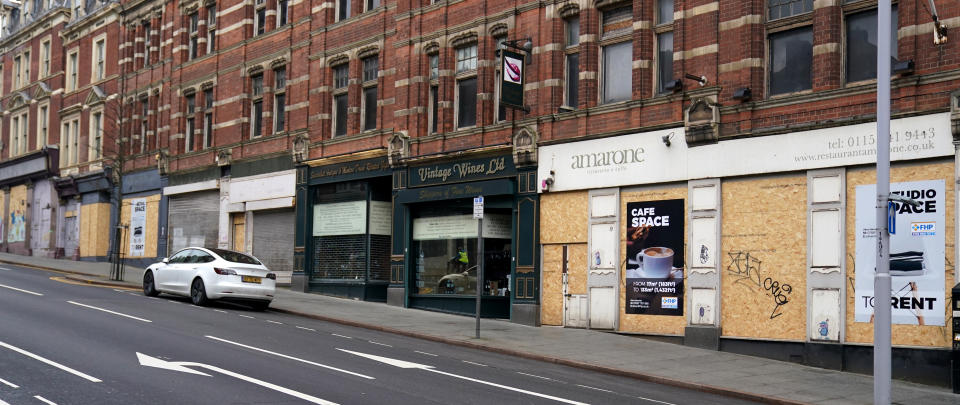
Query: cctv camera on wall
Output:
[[541, 171, 555, 192]]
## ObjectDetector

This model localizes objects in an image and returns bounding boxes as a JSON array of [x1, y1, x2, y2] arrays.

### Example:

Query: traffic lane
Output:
[[0, 284, 461, 405], [0, 262, 132, 303], [0, 287, 353, 405]]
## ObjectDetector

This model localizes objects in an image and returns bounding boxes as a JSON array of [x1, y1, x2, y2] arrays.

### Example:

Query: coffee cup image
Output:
[[641, 247, 674, 279]]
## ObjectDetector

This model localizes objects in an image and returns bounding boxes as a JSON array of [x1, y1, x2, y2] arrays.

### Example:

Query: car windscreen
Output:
[[209, 248, 262, 265]]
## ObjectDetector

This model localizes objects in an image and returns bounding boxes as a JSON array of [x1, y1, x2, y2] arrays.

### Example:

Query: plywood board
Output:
[[7, 185, 27, 243], [120, 195, 162, 258], [541, 244, 564, 326], [80, 203, 111, 257], [845, 161, 954, 348], [619, 186, 688, 335], [540, 191, 588, 244], [720, 174, 807, 341]]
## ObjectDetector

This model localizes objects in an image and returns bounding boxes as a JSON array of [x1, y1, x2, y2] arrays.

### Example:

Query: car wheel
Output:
[[190, 278, 209, 306], [143, 271, 160, 297], [250, 300, 270, 311]]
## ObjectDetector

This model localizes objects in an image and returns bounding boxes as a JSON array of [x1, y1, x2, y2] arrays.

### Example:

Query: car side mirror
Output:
[[162, 257, 169, 264]]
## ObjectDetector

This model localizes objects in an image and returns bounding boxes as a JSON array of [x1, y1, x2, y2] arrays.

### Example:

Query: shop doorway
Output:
[[231, 213, 245, 252]]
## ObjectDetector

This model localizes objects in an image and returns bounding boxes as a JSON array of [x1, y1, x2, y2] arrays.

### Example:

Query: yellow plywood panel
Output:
[[541, 244, 564, 326], [845, 161, 954, 348], [7, 185, 27, 243], [540, 191, 588, 244], [619, 186, 688, 335], [80, 203, 111, 257], [567, 243, 588, 295], [721, 174, 807, 341], [0, 192, 6, 241]]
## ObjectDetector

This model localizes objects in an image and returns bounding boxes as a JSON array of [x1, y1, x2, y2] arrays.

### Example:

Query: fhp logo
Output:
[[911, 222, 935, 236]]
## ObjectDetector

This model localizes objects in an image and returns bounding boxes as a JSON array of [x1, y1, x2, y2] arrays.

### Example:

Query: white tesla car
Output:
[[143, 247, 276, 310]]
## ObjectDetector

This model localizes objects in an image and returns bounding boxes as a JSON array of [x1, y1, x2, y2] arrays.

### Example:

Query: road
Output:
[[0, 263, 758, 405]]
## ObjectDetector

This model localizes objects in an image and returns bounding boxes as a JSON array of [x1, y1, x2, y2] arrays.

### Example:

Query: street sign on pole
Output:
[[887, 202, 896, 235], [475, 196, 484, 338], [473, 196, 484, 219]]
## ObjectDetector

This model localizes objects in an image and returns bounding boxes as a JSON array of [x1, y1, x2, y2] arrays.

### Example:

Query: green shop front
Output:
[[387, 150, 540, 325], [293, 151, 393, 301]]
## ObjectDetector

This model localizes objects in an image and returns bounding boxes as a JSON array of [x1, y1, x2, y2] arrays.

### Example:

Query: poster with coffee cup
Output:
[[625, 199, 684, 315]]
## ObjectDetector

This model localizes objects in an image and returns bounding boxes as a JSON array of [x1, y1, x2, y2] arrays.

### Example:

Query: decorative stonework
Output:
[[951, 89, 960, 143], [155, 148, 169, 175], [684, 96, 719, 146], [292, 133, 309, 163], [387, 132, 410, 166], [216, 148, 232, 167], [512, 126, 537, 167]]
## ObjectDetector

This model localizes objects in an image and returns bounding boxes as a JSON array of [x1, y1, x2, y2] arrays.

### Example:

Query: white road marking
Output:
[[296, 326, 316, 332], [113, 289, 125, 292], [339, 349, 588, 405], [368, 341, 392, 347], [213, 309, 228, 313], [33, 395, 57, 405], [265, 320, 283, 325], [414, 351, 438, 357], [0, 341, 101, 382], [331, 334, 352, 339], [137, 353, 338, 405], [0, 267, 12, 271], [462, 360, 487, 367], [636, 396, 677, 405], [517, 372, 555, 381], [239, 315, 255, 319], [204, 336, 374, 380], [67, 301, 151, 323], [576, 384, 613, 393], [0, 283, 43, 296], [0, 398, 9, 405], [0, 377, 18, 388]]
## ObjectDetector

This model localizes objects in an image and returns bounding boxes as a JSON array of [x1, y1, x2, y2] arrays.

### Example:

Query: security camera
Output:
[[661, 134, 672, 147], [540, 171, 555, 192]]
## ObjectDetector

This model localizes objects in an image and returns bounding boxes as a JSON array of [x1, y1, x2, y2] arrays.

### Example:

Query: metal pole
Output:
[[874, 0, 892, 402], [476, 217, 483, 338]]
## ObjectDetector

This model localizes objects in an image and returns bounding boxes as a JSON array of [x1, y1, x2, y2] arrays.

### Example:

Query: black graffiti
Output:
[[727, 251, 793, 319]]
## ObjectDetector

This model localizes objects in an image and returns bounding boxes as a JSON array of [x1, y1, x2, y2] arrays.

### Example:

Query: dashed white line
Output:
[[462, 360, 487, 367], [636, 396, 677, 405], [0, 377, 18, 388], [576, 384, 613, 393], [33, 395, 57, 405], [265, 320, 283, 325], [331, 334, 352, 339], [239, 315, 255, 319], [517, 372, 554, 381], [204, 336, 374, 380], [368, 341, 392, 347], [0, 341, 101, 382], [0, 267, 12, 271], [414, 351, 438, 357], [0, 283, 43, 296], [296, 326, 316, 332], [0, 398, 9, 405], [113, 289, 126, 292], [67, 301, 151, 323], [213, 309, 228, 313]]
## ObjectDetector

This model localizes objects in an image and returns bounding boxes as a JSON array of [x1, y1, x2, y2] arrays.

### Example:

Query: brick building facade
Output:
[[0, 0, 958, 385]]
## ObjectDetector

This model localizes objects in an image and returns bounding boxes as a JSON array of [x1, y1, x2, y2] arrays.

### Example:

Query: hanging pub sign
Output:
[[500, 49, 525, 109]]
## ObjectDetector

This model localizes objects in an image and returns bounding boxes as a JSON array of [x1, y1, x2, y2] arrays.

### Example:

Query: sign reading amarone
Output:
[[538, 112, 952, 192]]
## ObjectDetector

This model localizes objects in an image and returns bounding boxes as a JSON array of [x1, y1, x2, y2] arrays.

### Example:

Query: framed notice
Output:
[[369, 201, 392, 236], [313, 201, 366, 236], [412, 214, 511, 241]]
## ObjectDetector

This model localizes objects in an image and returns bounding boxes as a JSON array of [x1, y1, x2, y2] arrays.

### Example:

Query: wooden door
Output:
[[231, 213, 245, 252]]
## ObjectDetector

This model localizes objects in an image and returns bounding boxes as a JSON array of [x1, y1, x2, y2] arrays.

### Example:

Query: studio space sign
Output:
[[625, 199, 685, 316], [855, 180, 945, 326]]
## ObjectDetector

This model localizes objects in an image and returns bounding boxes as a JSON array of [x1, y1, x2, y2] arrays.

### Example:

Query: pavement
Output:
[[2, 253, 957, 405]]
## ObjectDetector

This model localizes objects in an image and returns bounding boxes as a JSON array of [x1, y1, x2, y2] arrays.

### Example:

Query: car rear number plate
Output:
[[242, 276, 262, 284]]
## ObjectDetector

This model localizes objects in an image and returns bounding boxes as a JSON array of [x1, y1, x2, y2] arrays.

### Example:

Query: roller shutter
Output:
[[167, 191, 219, 252], [253, 209, 294, 284]]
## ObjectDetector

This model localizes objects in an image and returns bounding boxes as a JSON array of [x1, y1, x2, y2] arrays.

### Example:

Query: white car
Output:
[[143, 247, 276, 310]]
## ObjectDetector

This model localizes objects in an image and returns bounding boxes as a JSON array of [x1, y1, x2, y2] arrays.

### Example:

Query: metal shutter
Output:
[[253, 209, 294, 284], [167, 191, 220, 252]]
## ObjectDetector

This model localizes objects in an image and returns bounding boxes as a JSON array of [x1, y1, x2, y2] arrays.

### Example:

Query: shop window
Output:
[[564, 16, 579, 108], [845, 7, 898, 83], [411, 203, 513, 296], [600, 5, 632, 103], [311, 181, 392, 282]]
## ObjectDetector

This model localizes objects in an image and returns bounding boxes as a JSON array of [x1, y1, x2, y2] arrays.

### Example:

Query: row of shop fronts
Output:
[[0, 110, 955, 386]]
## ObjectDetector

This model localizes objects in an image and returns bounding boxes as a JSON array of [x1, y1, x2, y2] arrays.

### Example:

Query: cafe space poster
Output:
[[855, 180, 945, 326], [625, 199, 685, 315]]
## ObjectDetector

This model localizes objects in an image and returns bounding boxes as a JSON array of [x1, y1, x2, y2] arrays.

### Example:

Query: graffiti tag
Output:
[[726, 251, 793, 319]]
